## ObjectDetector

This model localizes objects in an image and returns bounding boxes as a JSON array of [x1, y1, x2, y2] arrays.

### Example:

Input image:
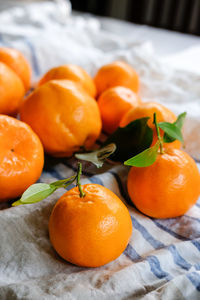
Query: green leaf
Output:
[[103, 117, 153, 162], [13, 183, 57, 206], [161, 112, 186, 143], [75, 143, 116, 168], [50, 175, 76, 188], [124, 141, 160, 167], [12, 175, 77, 207], [158, 122, 183, 143]]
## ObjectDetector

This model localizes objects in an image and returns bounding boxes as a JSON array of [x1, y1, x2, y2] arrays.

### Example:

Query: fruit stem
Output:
[[77, 162, 86, 198], [153, 113, 164, 154]]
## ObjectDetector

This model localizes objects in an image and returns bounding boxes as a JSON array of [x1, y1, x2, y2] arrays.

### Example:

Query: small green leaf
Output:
[[18, 183, 57, 205], [103, 117, 153, 162], [50, 175, 76, 188], [175, 112, 186, 128], [124, 141, 160, 167], [12, 200, 22, 207], [158, 122, 183, 143], [75, 143, 116, 168], [161, 112, 186, 143]]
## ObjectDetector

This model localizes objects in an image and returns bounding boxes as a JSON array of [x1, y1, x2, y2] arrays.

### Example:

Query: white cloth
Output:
[[0, 2, 200, 299]]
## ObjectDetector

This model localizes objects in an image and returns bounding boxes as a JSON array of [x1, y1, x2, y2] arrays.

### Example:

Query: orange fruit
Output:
[[0, 115, 44, 202], [0, 62, 25, 116], [127, 148, 200, 218], [94, 61, 139, 96], [20, 80, 102, 157], [39, 64, 96, 98], [98, 86, 142, 134], [0, 47, 31, 91], [120, 101, 181, 149], [49, 184, 132, 267]]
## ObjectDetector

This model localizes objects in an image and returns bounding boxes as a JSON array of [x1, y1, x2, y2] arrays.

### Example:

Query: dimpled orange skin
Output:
[[94, 61, 140, 96], [39, 64, 96, 98], [127, 148, 200, 219], [0, 115, 44, 202], [98, 86, 142, 134], [0, 62, 25, 115], [49, 184, 132, 267], [0, 47, 31, 91], [20, 80, 102, 157], [120, 101, 181, 149]]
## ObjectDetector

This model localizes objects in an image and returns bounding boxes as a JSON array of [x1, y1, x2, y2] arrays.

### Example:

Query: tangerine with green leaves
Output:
[[98, 86, 142, 134], [120, 101, 181, 149], [127, 147, 200, 218], [0, 115, 44, 202], [94, 61, 140, 96], [49, 182, 132, 267]]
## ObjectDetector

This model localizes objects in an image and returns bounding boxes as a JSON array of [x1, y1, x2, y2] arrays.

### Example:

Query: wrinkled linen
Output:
[[0, 2, 200, 300]]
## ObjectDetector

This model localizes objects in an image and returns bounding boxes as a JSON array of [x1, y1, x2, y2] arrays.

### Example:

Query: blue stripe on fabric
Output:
[[89, 176, 104, 186], [187, 272, 200, 292], [24, 38, 40, 76], [196, 203, 200, 208], [123, 244, 172, 281], [146, 255, 173, 281], [153, 220, 200, 253], [131, 217, 164, 249], [124, 244, 141, 261], [184, 215, 200, 224], [167, 245, 191, 271], [48, 168, 65, 180]]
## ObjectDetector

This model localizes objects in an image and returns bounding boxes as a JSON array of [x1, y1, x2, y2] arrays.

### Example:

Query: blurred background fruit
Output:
[[39, 64, 96, 98], [94, 61, 140, 97], [98, 86, 141, 134]]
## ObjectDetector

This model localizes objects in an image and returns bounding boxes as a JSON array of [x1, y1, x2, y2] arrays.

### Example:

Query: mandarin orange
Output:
[[120, 101, 181, 149], [98, 86, 142, 134], [0, 62, 25, 116], [0, 115, 44, 202], [127, 148, 200, 218], [49, 184, 132, 267], [0, 47, 31, 91], [39, 64, 96, 98], [20, 80, 102, 157], [94, 61, 139, 96]]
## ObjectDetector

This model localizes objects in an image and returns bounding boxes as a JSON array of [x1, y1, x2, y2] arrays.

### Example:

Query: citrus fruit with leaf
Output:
[[0, 115, 44, 202], [98, 86, 142, 134], [49, 164, 132, 267], [0, 47, 31, 91], [125, 113, 200, 218], [120, 101, 181, 149], [94, 61, 139, 96], [20, 80, 102, 157], [39, 64, 96, 97]]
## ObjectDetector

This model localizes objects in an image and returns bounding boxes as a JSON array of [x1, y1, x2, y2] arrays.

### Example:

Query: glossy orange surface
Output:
[[0, 47, 31, 91], [49, 184, 132, 267], [98, 86, 142, 134], [94, 61, 140, 96], [0, 62, 25, 116], [127, 148, 200, 218], [120, 101, 181, 149], [39, 64, 96, 98], [0, 115, 44, 202], [20, 80, 102, 157]]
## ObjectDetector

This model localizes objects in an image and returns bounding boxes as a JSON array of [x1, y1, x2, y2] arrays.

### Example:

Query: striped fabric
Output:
[[0, 2, 200, 299]]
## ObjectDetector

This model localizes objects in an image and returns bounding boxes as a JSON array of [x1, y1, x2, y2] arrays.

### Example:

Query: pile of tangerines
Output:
[[0, 47, 199, 268]]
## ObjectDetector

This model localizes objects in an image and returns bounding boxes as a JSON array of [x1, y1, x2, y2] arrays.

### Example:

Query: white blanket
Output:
[[0, 2, 200, 299]]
